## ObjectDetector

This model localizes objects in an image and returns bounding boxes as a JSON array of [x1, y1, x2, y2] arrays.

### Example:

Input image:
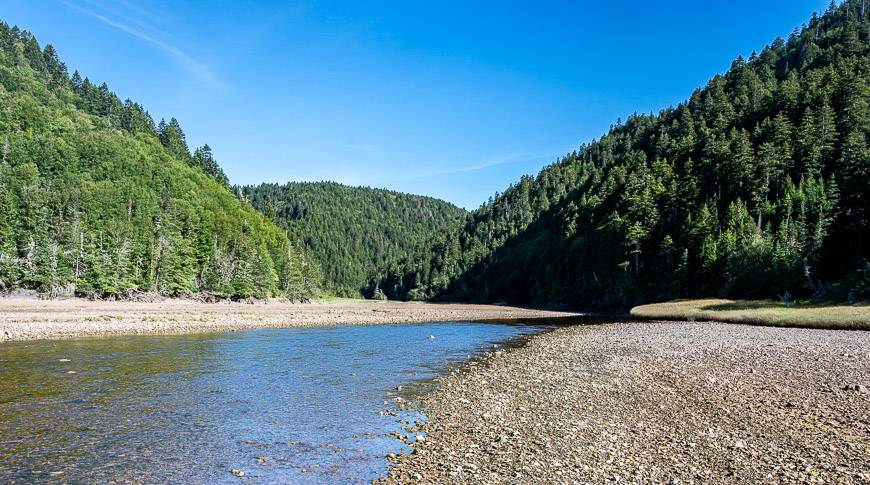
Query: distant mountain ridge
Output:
[[370, 0, 870, 308], [240, 181, 467, 296]]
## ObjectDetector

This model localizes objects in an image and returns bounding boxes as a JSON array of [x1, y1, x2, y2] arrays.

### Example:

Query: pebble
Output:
[[376, 322, 870, 484]]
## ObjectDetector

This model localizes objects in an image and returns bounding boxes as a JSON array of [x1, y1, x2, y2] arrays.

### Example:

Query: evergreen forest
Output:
[[240, 182, 466, 296], [0, 22, 319, 299]]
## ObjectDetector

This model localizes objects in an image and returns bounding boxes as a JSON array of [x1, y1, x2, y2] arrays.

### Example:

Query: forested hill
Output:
[[371, 0, 870, 308], [239, 182, 467, 296], [0, 21, 320, 299]]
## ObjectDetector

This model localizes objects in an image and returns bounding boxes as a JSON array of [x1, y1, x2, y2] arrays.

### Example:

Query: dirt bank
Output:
[[0, 297, 576, 341]]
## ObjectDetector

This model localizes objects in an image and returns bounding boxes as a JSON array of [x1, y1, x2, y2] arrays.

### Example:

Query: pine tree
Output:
[[22, 34, 47, 75], [192, 145, 230, 186], [42, 44, 69, 90], [158, 118, 192, 163]]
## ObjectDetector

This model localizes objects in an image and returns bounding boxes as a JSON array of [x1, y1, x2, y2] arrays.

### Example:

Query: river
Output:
[[0, 321, 549, 483]]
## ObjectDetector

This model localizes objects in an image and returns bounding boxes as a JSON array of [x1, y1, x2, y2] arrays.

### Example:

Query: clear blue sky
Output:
[[3, 0, 827, 209]]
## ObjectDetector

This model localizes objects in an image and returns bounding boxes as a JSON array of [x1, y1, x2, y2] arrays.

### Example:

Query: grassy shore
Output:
[[631, 299, 870, 330]]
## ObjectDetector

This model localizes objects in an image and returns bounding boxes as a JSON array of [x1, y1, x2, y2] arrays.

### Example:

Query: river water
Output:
[[0, 321, 549, 483]]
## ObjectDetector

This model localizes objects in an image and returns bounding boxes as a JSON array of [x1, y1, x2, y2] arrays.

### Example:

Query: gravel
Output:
[[380, 321, 870, 483], [0, 297, 576, 341]]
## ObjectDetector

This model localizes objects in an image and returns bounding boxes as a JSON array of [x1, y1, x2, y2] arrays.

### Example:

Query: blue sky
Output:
[[3, 0, 827, 209]]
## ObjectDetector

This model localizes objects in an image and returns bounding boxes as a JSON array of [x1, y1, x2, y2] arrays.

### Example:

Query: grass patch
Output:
[[311, 294, 368, 302], [83, 314, 123, 322], [630, 299, 870, 331]]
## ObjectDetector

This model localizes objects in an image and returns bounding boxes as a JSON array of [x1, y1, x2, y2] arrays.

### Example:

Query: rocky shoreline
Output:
[[0, 297, 577, 341], [380, 321, 870, 483]]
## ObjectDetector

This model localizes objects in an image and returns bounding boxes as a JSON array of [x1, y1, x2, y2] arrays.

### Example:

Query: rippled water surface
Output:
[[0, 322, 547, 483]]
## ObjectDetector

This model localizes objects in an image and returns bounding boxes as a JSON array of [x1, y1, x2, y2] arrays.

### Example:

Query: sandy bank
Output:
[[381, 321, 870, 483], [0, 297, 577, 342]]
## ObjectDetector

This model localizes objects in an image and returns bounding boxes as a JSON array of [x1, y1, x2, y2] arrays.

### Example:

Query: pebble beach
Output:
[[0, 297, 575, 341], [381, 321, 870, 483]]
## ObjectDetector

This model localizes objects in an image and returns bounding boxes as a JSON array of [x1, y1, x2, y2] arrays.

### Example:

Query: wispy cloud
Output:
[[344, 142, 381, 155], [386, 153, 553, 183], [76, 0, 168, 37], [56, 0, 223, 88], [108, 0, 167, 27]]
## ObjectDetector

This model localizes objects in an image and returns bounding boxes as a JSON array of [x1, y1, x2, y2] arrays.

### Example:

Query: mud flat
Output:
[[381, 321, 870, 483], [0, 297, 576, 341]]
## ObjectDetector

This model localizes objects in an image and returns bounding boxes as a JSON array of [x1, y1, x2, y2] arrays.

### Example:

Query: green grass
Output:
[[630, 299, 870, 331], [310, 294, 369, 302]]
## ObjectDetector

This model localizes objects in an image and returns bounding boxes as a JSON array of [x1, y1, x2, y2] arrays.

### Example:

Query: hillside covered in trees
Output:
[[369, 0, 870, 308], [0, 22, 319, 299], [239, 182, 466, 296]]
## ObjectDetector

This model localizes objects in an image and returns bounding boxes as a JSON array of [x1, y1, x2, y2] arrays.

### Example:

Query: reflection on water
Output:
[[0, 322, 546, 483]]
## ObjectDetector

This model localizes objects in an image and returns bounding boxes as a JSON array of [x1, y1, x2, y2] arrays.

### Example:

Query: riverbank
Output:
[[631, 299, 870, 330], [381, 321, 870, 483], [0, 297, 577, 341]]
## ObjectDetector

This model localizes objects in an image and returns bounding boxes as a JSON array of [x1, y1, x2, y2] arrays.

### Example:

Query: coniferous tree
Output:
[[192, 144, 229, 186], [158, 118, 192, 164]]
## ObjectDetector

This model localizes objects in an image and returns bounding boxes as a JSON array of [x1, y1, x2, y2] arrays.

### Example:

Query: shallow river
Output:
[[0, 321, 548, 483]]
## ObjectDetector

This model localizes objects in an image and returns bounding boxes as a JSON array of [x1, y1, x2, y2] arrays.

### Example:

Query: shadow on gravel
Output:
[[475, 314, 624, 328]]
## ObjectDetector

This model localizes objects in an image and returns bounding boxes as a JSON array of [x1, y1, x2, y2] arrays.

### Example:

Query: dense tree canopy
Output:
[[239, 182, 466, 296], [370, 0, 870, 308], [0, 22, 319, 299]]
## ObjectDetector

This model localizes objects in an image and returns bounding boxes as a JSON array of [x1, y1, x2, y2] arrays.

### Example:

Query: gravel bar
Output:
[[380, 321, 870, 483], [0, 297, 576, 341]]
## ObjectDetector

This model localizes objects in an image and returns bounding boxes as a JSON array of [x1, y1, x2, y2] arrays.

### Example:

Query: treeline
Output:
[[239, 182, 466, 296], [0, 22, 320, 299], [369, 0, 870, 308]]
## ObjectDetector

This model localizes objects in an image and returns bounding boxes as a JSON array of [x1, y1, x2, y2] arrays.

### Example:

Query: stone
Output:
[[731, 440, 746, 449], [843, 384, 867, 393]]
